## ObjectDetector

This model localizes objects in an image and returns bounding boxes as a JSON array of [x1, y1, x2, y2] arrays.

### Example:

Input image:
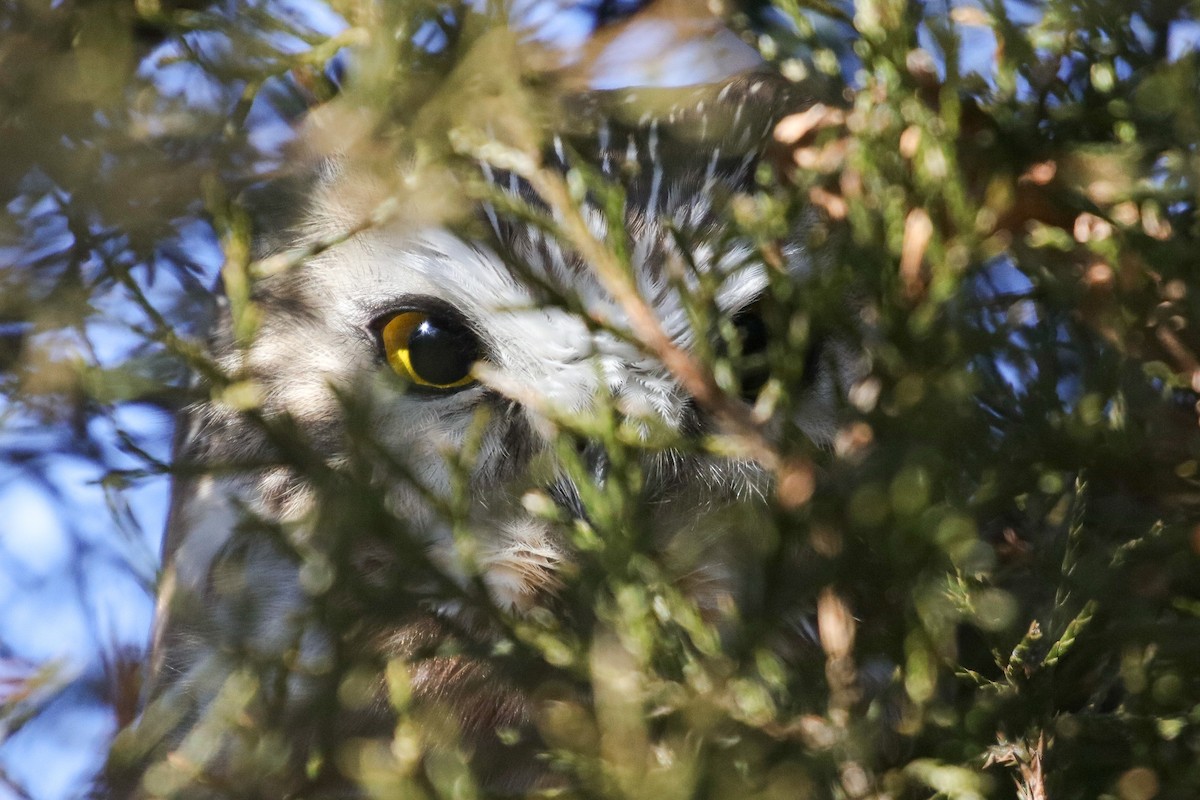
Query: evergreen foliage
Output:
[[2, 1, 1199, 798]]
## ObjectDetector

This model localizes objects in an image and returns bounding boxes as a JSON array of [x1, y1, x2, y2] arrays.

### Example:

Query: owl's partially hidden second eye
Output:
[[132, 78, 848, 797]]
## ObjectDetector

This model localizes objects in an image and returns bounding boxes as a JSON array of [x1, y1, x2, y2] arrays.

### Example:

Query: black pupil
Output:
[[408, 317, 479, 386]]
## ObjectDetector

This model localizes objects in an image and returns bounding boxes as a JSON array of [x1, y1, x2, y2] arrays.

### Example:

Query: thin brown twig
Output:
[[520, 165, 813, 494], [986, 732, 1048, 800]]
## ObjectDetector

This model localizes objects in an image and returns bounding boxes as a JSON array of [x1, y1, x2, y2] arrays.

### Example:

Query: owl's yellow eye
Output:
[[379, 310, 481, 390]]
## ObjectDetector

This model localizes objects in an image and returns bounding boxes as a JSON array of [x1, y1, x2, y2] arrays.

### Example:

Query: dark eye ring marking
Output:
[[730, 302, 771, 400]]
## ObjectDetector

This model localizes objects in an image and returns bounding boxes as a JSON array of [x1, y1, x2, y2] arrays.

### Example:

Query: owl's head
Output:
[[219, 145, 841, 613], [156, 77, 849, 796]]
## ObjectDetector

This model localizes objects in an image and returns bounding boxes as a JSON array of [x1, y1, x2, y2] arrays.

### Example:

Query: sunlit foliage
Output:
[[2, 1, 1200, 798]]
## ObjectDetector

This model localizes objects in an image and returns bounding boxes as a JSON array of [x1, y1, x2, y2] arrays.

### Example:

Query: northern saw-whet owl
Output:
[[123, 74, 850, 797]]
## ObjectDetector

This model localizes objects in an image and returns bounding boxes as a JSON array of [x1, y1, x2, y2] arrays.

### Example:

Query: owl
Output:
[[119, 75, 849, 797]]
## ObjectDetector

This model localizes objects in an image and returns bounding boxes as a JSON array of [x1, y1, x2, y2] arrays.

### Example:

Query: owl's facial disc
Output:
[[376, 306, 482, 391]]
